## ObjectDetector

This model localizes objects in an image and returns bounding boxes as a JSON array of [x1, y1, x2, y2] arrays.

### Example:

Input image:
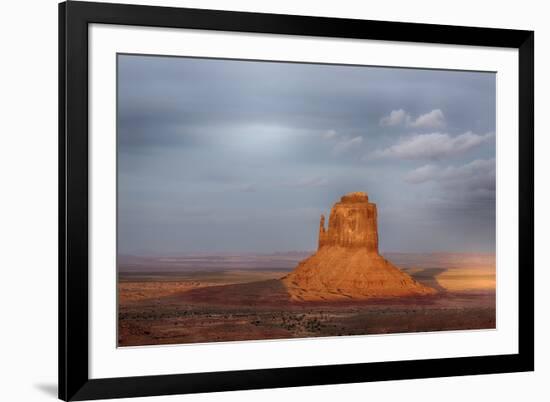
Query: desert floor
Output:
[[118, 253, 495, 346]]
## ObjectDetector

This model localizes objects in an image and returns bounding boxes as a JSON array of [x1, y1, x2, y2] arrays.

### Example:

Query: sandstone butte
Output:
[[282, 192, 437, 301]]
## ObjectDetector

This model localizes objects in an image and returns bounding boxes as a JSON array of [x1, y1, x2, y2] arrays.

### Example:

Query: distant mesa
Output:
[[283, 192, 436, 301]]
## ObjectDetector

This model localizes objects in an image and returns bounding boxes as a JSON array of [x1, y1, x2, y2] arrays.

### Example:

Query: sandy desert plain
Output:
[[118, 252, 496, 346]]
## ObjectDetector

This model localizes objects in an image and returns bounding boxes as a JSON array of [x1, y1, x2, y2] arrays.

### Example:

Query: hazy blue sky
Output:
[[117, 54, 496, 255]]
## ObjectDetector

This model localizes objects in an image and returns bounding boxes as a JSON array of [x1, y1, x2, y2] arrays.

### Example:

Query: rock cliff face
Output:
[[318, 192, 379, 251], [283, 192, 436, 301]]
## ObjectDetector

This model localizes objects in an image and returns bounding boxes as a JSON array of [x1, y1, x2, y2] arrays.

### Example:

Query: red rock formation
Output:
[[283, 192, 436, 300], [318, 192, 378, 251]]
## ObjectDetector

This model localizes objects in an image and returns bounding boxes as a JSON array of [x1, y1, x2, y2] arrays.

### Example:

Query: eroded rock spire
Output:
[[283, 192, 436, 301]]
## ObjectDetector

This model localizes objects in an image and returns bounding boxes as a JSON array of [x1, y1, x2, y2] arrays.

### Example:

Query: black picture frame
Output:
[[59, 1, 534, 400]]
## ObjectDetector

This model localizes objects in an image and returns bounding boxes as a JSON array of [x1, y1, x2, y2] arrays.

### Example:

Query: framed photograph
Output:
[[59, 1, 534, 400]]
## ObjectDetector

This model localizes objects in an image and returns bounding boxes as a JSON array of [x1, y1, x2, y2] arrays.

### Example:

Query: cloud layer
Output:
[[405, 159, 496, 205], [117, 54, 496, 254]]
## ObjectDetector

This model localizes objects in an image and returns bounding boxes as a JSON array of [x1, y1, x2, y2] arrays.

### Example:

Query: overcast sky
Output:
[[117, 54, 496, 255]]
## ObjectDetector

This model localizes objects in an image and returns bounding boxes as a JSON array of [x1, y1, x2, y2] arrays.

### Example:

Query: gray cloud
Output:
[[405, 158, 496, 206], [406, 158, 494, 184], [379, 108, 446, 129], [322, 129, 338, 140], [372, 132, 493, 160], [406, 159, 496, 188], [408, 109, 446, 129], [284, 177, 330, 188], [236, 183, 258, 192], [332, 136, 363, 155], [379, 109, 409, 127], [320, 129, 365, 156]]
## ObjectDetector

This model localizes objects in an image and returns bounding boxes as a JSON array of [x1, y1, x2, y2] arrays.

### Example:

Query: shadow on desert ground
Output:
[[407, 268, 448, 292]]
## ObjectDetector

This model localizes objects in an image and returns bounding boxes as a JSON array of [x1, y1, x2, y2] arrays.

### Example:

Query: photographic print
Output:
[[117, 54, 496, 347]]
